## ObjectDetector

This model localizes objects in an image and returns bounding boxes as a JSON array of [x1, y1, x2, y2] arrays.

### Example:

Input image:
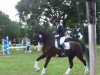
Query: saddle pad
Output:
[[55, 40, 70, 50], [64, 42, 70, 49]]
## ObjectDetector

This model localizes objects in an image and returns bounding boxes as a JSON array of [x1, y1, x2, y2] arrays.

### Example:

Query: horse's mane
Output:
[[37, 29, 54, 39]]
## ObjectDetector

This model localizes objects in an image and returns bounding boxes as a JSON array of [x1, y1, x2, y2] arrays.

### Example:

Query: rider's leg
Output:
[[59, 36, 66, 53], [57, 36, 66, 56], [59, 44, 65, 55]]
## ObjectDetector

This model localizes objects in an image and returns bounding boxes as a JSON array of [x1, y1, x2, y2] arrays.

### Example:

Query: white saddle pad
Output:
[[63, 42, 70, 49], [55, 39, 70, 50]]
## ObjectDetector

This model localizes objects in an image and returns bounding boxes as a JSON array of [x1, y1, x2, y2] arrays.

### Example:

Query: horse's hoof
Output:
[[84, 74, 88, 75], [40, 73, 45, 75], [35, 68, 40, 72], [36, 69, 40, 72], [40, 74, 45, 75], [84, 72, 88, 75], [63, 73, 68, 75]]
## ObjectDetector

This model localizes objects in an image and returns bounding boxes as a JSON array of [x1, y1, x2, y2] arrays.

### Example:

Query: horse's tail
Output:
[[81, 44, 90, 68]]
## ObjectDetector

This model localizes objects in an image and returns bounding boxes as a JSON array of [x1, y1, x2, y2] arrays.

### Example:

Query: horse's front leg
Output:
[[34, 53, 46, 72], [41, 56, 52, 75]]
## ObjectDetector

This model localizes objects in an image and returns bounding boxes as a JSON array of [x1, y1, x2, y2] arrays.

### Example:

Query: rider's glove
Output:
[[55, 35, 59, 38]]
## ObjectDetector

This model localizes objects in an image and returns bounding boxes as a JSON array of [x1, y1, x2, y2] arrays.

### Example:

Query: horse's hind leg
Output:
[[64, 56, 74, 75], [76, 55, 89, 75], [34, 53, 46, 71]]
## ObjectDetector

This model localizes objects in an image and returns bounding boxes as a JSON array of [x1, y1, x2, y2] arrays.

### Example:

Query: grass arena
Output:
[[0, 45, 100, 75]]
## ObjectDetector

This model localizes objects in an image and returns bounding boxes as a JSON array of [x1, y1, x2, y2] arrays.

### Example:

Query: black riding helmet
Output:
[[50, 17, 60, 26]]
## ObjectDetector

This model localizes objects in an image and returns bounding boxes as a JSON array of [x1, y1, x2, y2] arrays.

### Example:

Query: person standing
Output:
[[25, 38, 31, 53], [13, 39, 16, 46]]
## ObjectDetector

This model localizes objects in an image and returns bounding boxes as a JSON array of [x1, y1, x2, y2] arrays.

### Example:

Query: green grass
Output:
[[0, 46, 100, 75]]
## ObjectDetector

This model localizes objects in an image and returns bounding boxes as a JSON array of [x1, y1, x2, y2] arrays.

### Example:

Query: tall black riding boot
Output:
[[59, 45, 65, 56]]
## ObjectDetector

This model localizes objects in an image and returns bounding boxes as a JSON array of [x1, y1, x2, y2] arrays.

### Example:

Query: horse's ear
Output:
[[32, 27, 42, 35], [33, 29, 37, 33]]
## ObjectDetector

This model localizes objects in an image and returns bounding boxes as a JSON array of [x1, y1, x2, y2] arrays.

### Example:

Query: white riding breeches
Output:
[[59, 36, 66, 45]]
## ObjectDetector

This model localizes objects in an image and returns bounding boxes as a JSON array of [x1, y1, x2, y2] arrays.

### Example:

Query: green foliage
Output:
[[15, 0, 86, 42], [96, 23, 100, 44], [15, 0, 100, 43], [0, 11, 26, 42], [16, 0, 86, 25], [0, 45, 1, 51], [0, 11, 10, 37]]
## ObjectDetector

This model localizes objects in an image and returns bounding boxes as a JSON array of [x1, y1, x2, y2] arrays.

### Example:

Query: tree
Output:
[[16, 0, 86, 26], [0, 11, 26, 43], [16, 0, 86, 41], [16, 0, 100, 43], [0, 11, 11, 38]]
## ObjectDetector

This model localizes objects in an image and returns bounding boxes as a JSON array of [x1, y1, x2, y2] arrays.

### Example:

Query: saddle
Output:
[[55, 36, 70, 50]]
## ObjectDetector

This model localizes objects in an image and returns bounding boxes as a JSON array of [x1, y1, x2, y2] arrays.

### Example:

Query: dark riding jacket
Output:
[[56, 24, 64, 37]]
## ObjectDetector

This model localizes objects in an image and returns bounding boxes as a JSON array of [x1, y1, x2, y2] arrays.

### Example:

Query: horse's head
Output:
[[32, 29, 54, 47], [32, 30, 43, 46]]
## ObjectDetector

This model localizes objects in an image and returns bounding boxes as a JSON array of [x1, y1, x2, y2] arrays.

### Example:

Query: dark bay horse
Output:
[[33, 30, 89, 75]]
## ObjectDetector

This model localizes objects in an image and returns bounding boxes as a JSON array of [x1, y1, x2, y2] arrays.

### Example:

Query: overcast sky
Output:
[[0, 0, 21, 21]]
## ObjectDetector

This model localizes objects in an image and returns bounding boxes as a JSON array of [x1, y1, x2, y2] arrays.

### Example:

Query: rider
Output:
[[50, 18, 66, 56]]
